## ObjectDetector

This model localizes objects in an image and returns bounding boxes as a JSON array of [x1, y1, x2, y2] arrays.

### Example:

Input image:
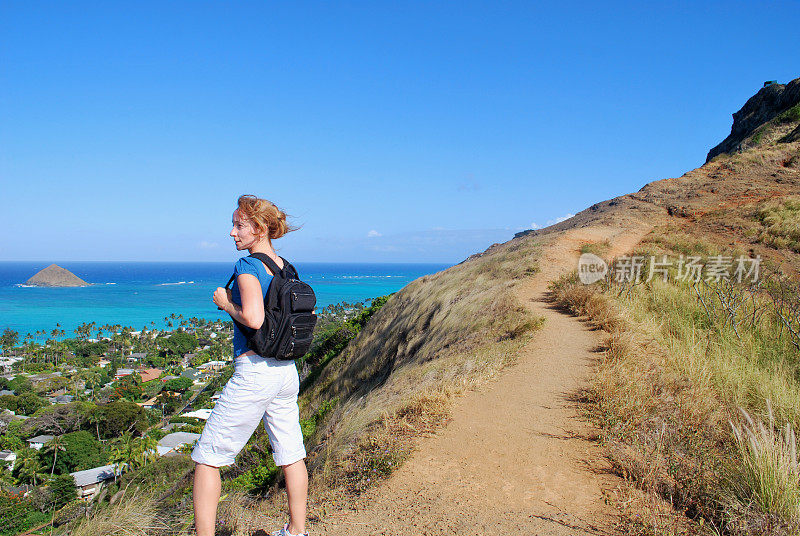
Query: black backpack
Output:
[[225, 253, 318, 360]]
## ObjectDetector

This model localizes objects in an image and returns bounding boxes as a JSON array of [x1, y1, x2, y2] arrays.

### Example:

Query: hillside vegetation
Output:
[[543, 78, 800, 535]]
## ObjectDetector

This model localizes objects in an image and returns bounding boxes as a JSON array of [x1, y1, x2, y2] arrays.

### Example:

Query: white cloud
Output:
[[546, 213, 575, 226], [199, 241, 219, 249], [367, 229, 382, 238], [529, 222, 541, 230]]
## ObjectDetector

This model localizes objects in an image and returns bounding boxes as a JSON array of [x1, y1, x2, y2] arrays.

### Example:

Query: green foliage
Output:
[[0, 421, 24, 450], [778, 103, 800, 124], [68, 340, 108, 360], [97, 401, 148, 438], [145, 354, 166, 368], [111, 373, 143, 402], [0, 392, 47, 416], [162, 331, 198, 357], [163, 377, 193, 392], [38, 431, 107, 475], [752, 127, 766, 145], [0, 329, 19, 353], [49, 473, 77, 509], [190, 352, 211, 367], [299, 397, 338, 440], [224, 462, 279, 494], [8, 376, 33, 395], [101, 455, 193, 507], [12, 449, 46, 486]]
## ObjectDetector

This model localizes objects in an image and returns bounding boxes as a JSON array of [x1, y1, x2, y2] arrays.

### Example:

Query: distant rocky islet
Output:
[[25, 264, 91, 287]]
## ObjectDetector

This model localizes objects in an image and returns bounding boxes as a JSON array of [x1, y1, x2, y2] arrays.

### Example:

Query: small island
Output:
[[25, 263, 91, 287]]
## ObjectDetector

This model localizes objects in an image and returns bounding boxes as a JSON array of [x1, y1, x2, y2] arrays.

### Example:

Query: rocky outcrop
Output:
[[25, 264, 90, 287], [707, 77, 800, 162]]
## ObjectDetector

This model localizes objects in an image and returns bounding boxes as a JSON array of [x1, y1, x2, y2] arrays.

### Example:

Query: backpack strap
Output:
[[224, 254, 290, 291], [248, 253, 293, 278]]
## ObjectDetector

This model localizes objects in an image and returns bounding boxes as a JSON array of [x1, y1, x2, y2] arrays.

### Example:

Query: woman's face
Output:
[[231, 209, 260, 250]]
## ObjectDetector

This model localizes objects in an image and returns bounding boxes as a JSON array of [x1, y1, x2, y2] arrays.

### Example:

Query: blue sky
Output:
[[2, 1, 798, 263]]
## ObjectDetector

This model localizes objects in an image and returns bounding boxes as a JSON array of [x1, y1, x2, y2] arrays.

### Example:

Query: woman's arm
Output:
[[213, 274, 265, 329]]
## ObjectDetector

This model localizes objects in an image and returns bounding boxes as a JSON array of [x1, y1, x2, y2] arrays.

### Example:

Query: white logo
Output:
[[578, 253, 608, 284]]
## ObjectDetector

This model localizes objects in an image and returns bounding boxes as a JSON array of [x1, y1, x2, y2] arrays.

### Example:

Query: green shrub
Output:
[[778, 103, 800, 124]]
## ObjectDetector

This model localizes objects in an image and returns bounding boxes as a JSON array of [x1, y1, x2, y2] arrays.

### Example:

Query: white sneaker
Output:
[[271, 523, 308, 536]]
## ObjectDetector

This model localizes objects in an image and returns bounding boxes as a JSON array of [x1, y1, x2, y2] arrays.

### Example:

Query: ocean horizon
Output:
[[0, 260, 452, 341]]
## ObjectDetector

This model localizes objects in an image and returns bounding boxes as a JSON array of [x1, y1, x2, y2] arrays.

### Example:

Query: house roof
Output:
[[27, 434, 54, 444], [70, 464, 120, 487], [157, 432, 200, 450], [198, 360, 226, 369], [138, 368, 162, 382], [181, 408, 212, 420]]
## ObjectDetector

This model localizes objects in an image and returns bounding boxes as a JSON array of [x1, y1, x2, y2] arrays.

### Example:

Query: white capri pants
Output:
[[191, 353, 307, 467]]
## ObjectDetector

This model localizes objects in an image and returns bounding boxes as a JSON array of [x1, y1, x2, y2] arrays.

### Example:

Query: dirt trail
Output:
[[313, 224, 653, 535]]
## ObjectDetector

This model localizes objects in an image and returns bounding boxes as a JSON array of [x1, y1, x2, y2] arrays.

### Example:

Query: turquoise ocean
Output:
[[0, 261, 452, 341]]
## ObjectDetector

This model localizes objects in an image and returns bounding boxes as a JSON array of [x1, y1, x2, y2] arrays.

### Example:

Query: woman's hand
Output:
[[213, 287, 233, 312]]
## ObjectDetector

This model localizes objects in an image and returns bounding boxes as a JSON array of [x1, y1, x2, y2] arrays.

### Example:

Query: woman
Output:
[[191, 194, 309, 536]]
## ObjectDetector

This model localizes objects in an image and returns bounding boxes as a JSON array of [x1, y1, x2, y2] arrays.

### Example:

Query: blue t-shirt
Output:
[[230, 256, 273, 358]]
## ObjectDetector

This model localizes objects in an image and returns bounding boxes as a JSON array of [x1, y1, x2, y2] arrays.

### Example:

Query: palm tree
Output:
[[43, 436, 67, 477], [86, 405, 103, 440], [135, 436, 159, 468], [50, 328, 63, 367], [109, 431, 138, 479], [14, 449, 45, 486]]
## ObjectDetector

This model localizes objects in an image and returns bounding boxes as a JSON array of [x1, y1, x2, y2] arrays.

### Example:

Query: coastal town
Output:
[[0, 294, 385, 535], [0, 316, 236, 520]]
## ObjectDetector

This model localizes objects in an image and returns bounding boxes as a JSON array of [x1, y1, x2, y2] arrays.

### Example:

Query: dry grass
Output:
[[69, 489, 176, 536], [216, 491, 283, 536], [757, 196, 800, 252], [549, 228, 800, 535], [726, 403, 800, 534], [580, 240, 612, 256]]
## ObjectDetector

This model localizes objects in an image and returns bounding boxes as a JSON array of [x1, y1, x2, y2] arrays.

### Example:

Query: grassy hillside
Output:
[[544, 120, 800, 533]]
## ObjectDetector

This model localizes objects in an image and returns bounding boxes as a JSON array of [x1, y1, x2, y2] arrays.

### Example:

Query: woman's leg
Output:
[[193, 462, 221, 536], [283, 458, 308, 535]]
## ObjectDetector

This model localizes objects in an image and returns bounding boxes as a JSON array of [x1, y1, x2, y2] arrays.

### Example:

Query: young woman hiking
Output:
[[192, 194, 309, 536]]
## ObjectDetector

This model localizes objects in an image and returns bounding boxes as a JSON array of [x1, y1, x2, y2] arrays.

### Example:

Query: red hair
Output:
[[236, 195, 299, 240]]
